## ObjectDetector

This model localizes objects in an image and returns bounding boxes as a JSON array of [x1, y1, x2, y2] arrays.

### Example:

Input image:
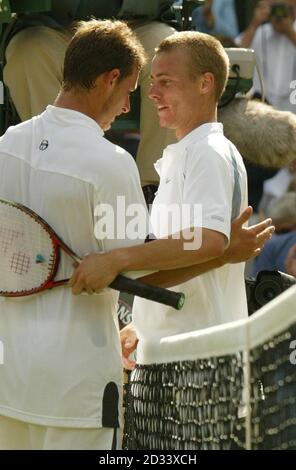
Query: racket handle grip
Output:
[[109, 274, 185, 310]]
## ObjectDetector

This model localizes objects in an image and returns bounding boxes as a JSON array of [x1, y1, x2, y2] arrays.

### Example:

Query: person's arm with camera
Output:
[[270, 12, 296, 45], [238, 0, 271, 48]]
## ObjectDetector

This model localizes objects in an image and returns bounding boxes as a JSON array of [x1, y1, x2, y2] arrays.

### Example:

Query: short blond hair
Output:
[[155, 31, 229, 100]]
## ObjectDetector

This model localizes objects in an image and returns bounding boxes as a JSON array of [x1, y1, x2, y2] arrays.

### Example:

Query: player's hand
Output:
[[69, 252, 119, 295], [223, 206, 275, 263], [120, 323, 138, 370]]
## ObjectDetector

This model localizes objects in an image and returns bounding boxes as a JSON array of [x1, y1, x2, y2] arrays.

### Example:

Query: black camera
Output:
[[245, 270, 296, 315], [270, 3, 293, 19]]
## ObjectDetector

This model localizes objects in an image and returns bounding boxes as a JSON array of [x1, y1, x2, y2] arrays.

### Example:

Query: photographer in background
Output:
[[192, 0, 239, 39], [236, 0, 296, 113]]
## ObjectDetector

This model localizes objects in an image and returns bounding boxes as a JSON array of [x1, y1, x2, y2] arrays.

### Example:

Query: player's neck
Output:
[[54, 90, 103, 124], [176, 108, 217, 141]]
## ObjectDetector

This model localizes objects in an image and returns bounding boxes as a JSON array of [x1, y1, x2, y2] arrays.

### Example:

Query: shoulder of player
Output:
[[76, 135, 140, 187], [186, 134, 232, 162], [0, 119, 32, 140], [0, 119, 34, 157], [84, 135, 137, 171]]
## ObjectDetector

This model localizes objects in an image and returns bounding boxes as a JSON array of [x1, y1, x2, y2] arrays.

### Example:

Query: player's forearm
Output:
[[139, 240, 249, 287], [113, 228, 226, 274], [138, 256, 225, 288]]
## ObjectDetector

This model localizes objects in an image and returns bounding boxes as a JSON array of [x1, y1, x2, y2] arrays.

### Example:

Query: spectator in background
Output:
[[252, 191, 296, 276], [192, 0, 239, 38], [258, 162, 296, 216], [236, 0, 296, 113], [236, 1, 296, 222], [244, 162, 277, 213]]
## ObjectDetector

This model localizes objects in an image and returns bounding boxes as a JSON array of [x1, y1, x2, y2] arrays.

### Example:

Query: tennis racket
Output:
[[0, 199, 185, 310]]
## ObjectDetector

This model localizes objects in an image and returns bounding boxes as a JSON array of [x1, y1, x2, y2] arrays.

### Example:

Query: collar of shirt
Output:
[[44, 105, 104, 136], [154, 122, 224, 175]]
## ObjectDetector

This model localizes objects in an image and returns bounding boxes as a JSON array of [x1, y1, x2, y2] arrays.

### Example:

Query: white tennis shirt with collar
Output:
[[133, 123, 249, 357], [0, 105, 149, 428]]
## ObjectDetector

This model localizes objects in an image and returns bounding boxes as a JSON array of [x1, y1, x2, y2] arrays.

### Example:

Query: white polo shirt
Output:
[[0, 106, 148, 427], [133, 123, 248, 357]]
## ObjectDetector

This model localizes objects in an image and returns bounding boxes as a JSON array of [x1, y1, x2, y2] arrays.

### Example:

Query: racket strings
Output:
[[0, 201, 56, 294], [0, 227, 23, 254], [10, 252, 31, 275]]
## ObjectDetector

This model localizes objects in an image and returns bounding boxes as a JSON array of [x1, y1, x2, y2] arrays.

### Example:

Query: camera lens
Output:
[[271, 3, 293, 19], [254, 279, 282, 306]]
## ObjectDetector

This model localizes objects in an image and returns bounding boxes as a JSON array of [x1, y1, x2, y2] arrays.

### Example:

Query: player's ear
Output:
[[93, 69, 121, 97], [104, 69, 121, 89], [199, 72, 215, 95]]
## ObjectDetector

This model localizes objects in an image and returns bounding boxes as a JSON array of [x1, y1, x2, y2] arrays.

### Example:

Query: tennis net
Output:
[[123, 286, 296, 450]]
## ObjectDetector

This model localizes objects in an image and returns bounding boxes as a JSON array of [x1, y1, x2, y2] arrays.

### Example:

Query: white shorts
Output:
[[0, 415, 122, 450]]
